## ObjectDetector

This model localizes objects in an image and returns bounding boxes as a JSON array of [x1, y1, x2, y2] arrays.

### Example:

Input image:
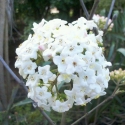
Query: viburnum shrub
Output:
[[15, 17, 111, 112]]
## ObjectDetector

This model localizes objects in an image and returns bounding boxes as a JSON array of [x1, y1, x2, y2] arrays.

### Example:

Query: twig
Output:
[[60, 112, 67, 125], [79, 0, 89, 19], [104, 0, 116, 30], [0, 56, 55, 125], [71, 85, 119, 125], [0, 56, 28, 93], [39, 109, 55, 125], [84, 106, 88, 125], [89, 0, 100, 20]]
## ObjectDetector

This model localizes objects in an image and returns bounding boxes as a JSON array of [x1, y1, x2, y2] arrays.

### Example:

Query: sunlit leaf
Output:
[[117, 48, 125, 56]]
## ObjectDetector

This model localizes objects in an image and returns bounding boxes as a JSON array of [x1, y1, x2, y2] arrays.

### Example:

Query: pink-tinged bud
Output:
[[84, 33, 87, 37], [38, 45, 45, 51]]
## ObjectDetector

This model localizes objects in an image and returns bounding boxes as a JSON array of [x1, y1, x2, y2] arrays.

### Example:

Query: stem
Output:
[[60, 112, 67, 125], [71, 85, 119, 125], [84, 106, 88, 125], [39, 109, 55, 125], [104, 0, 116, 30], [89, 0, 100, 20], [93, 98, 100, 125], [0, 56, 28, 93], [79, 0, 89, 19], [55, 83, 59, 95]]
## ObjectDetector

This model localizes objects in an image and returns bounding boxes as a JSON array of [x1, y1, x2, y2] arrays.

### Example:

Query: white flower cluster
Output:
[[93, 14, 114, 31], [15, 17, 111, 112]]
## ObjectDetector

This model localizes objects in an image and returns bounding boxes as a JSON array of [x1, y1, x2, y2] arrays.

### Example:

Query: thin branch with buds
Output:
[[0, 56, 55, 125]]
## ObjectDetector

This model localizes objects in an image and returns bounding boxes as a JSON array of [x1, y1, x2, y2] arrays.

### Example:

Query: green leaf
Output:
[[108, 32, 125, 41], [7, 86, 19, 111], [11, 98, 32, 109], [42, 61, 52, 66], [117, 48, 125, 56], [114, 63, 125, 66], [57, 81, 65, 90], [107, 42, 115, 61]]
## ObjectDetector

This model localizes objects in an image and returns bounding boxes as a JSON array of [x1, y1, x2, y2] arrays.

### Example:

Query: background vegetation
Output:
[[0, 0, 125, 124]]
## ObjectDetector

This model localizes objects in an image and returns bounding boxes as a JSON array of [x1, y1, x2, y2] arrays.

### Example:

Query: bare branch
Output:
[[104, 0, 116, 30], [79, 0, 89, 19], [89, 0, 100, 20]]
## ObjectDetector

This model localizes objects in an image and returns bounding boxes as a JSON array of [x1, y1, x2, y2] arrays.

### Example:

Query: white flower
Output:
[[79, 69, 96, 86], [65, 55, 85, 74], [35, 86, 52, 100], [16, 34, 32, 55], [21, 43, 38, 60], [32, 19, 47, 33], [93, 14, 100, 23], [38, 65, 54, 83], [49, 74, 56, 82], [57, 73, 71, 83], [43, 42, 63, 61], [65, 86, 83, 103], [53, 54, 67, 73], [18, 68, 27, 79], [37, 100, 51, 111], [61, 43, 83, 56], [52, 100, 69, 112], [15, 56, 23, 68], [23, 61, 37, 75], [26, 72, 39, 87], [28, 86, 36, 100]]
